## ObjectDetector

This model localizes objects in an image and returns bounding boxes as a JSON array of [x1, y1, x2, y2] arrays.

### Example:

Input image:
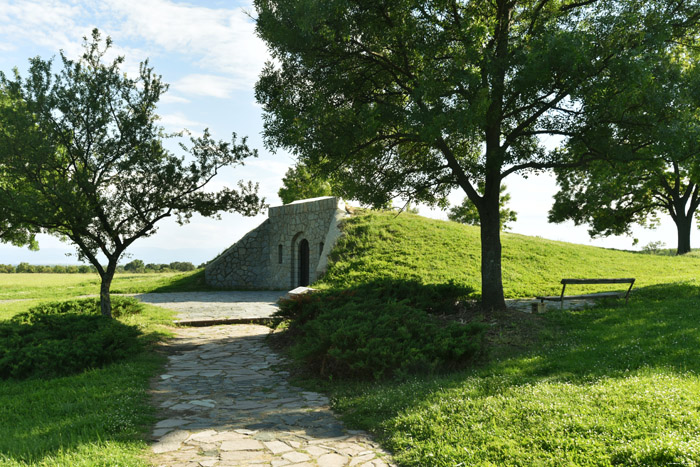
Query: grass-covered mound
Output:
[[275, 280, 485, 380], [291, 211, 700, 465], [0, 298, 143, 380], [320, 210, 700, 297], [331, 283, 700, 466]]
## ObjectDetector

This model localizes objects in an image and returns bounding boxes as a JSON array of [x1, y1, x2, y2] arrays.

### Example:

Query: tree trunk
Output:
[[674, 213, 692, 255], [479, 190, 507, 311], [99, 261, 117, 318]]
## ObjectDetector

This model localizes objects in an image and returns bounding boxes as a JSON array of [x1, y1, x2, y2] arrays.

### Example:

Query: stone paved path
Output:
[[150, 324, 394, 467], [506, 297, 599, 313], [135, 292, 286, 323]]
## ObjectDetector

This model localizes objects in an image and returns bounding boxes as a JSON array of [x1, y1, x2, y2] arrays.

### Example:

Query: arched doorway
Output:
[[298, 239, 310, 286]]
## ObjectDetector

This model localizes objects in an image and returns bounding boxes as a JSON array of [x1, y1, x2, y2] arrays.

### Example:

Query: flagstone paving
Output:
[[135, 291, 287, 323], [150, 324, 394, 467]]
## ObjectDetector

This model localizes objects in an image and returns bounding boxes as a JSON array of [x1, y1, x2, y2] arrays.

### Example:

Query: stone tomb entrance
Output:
[[297, 238, 310, 287], [205, 197, 346, 290]]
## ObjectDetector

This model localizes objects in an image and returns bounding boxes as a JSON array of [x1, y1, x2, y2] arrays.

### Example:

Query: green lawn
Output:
[[4, 212, 700, 466], [327, 283, 700, 466], [0, 276, 179, 466], [308, 212, 700, 466], [0, 269, 209, 302]]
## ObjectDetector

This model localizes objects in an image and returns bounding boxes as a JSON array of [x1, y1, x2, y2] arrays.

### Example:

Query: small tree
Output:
[[278, 162, 338, 204], [0, 30, 264, 317], [449, 184, 517, 231]]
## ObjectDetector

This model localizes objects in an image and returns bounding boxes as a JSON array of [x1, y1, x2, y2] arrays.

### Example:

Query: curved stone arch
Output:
[[290, 231, 307, 288]]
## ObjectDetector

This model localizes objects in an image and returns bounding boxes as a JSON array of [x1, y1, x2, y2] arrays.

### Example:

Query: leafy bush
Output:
[[276, 279, 471, 324], [15, 296, 144, 324], [275, 280, 485, 380], [0, 299, 142, 380]]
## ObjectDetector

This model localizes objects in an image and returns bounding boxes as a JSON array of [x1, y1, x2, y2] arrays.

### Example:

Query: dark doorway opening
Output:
[[298, 239, 310, 286]]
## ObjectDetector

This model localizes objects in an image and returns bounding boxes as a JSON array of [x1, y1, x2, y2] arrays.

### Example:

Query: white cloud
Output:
[[0, 0, 86, 54], [158, 112, 206, 131], [172, 74, 242, 98], [0, 0, 269, 95], [104, 0, 269, 90], [160, 93, 191, 105]]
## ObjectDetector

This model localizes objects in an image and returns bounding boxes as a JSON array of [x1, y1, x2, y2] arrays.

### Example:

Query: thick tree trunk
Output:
[[479, 191, 507, 311], [674, 214, 692, 255], [99, 262, 117, 318]]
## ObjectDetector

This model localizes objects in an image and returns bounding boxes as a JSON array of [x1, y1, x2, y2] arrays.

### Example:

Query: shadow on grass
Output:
[[499, 282, 700, 381], [0, 306, 168, 465], [0, 347, 164, 465], [148, 269, 213, 293], [323, 282, 700, 465]]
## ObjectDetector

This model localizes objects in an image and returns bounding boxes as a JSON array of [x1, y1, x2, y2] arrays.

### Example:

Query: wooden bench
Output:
[[536, 278, 635, 309]]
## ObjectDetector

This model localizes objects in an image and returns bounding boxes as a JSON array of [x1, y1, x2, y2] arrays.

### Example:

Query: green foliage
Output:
[[276, 280, 484, 380], [278, 162, 337, 204], [3, 263, 94, 273], [328, 283, 700, 466], [0, 299, 142, 380], [123, 259, 145, 272], [641, 241, 668, 255], [0, 274, 174, 466], [17, 297, 144, 322], [255, 0, 700, 309], [550, 47, 700, 254], [448, 184, 517, 230], [0, 29, 263, 317]]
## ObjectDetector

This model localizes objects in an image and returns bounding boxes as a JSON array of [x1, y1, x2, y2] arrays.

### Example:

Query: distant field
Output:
[[0, 269, 208, 302]]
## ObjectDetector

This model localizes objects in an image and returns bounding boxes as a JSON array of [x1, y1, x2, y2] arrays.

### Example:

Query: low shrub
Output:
[[275, 280, 485, 380], [0, 298, 142, 380], [276, 279, 471, 325], [14, 296, 144, 324]]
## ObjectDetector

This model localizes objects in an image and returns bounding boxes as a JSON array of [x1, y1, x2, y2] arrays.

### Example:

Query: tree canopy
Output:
[[255, 0, 700, 309], [278, 162, 338, 204], [449, 184, 517, 231], [0, 30, 264, 317], [549, 46, 700, 254]]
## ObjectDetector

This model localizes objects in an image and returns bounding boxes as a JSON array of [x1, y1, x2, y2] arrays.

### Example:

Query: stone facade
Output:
[[205, 197, 345, 290]]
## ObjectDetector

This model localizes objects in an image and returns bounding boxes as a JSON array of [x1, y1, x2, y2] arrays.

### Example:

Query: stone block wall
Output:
[[204, 219, 271, 288], [205, 197, 346, 290]]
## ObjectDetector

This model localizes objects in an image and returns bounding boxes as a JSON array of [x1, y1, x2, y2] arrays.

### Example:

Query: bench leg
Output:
[[624, 280, 635, 304], [560, 284, 566, 310]]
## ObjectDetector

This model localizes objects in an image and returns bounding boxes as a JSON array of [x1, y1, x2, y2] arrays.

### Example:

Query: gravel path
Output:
[[150, 324, 394, 467], [134, 291, 287, 323]]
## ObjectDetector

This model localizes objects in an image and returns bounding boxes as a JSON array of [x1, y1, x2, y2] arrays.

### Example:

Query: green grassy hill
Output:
[[320, 210, 700, 297], [308, 211, 700, 465]]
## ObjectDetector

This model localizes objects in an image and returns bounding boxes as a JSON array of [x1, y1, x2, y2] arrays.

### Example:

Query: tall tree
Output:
[[0, 92, 38, 251], [0, 30, 264, 317], [278, 162, 338, 204], [449, 184, 517, 231], [549, 47, 700, 254], [255, 0, 700, 309]]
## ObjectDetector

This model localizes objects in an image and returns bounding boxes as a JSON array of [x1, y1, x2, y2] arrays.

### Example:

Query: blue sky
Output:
[[0, 0, 684, 265]]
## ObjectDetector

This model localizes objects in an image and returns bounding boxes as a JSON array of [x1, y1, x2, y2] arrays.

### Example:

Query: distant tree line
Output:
[[0, 260, 199, 274]]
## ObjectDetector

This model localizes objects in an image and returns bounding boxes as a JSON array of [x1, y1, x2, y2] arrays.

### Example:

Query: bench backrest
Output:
[[561, 278, 635, 285]]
